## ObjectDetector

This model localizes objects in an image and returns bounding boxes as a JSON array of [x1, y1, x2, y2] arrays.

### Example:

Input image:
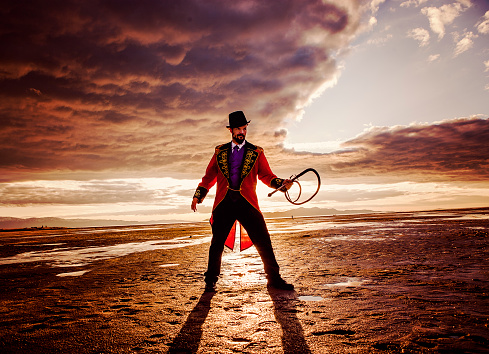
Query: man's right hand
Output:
[[191, 197, 199, 212], [280, 179, 293, 192]]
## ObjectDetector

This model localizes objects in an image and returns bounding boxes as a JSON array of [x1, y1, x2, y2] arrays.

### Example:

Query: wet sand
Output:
[[1, 208, 488, 353]]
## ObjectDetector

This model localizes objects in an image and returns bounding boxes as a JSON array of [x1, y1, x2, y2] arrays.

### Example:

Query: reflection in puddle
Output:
[[56, 270, 91, 277], [10, 225, 198, 240], [450, 214, 489, 220], [298, 295, 323, 301], [323, 278, 368, 288], [0, 236, 211, 267], [221, 250, 266, 286], [268, 221, 380, 234], [159, 263, 179, 267], [320, 235, 395, 242]]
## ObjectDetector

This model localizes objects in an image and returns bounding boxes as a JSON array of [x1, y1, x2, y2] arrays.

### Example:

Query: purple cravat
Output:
[[229, 145, 245, 189]]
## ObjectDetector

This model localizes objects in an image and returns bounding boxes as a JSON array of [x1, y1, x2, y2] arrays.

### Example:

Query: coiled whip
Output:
[[267, 168, 321, 205]]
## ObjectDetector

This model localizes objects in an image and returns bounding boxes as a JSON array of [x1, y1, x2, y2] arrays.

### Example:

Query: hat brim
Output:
[[226, 120, 250, 128]]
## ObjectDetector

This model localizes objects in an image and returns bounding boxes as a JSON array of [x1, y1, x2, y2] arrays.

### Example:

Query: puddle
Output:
[[298, 295, 324, 301], [269, 221, 379, 234], [0, 236, 211, 267], [450, 214, 489, 221], [12, 225, 198, 240], [159, 263, 179, 267], [221, 251, 265, 286], [56, 270, 90, 277], [323, 278, 368, 288], [320, 235, 392, 242]]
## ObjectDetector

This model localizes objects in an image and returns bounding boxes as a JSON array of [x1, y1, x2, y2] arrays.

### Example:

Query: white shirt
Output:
[[231, 140, 245, 152]]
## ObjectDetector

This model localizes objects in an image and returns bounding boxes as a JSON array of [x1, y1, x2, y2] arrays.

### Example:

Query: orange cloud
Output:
[[2, 1, 486, 189], [321, 117, 489, 182], [0, 0, 363, 181]]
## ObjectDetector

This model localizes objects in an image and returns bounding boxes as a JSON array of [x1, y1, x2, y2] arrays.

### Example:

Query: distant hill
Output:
[[0, 217, 156, 230], [0, 207, 376, 230], [3, 207, 486, 231]]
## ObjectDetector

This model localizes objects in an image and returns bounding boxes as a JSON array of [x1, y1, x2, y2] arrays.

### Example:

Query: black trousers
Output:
[[204, 191, 280, 283]]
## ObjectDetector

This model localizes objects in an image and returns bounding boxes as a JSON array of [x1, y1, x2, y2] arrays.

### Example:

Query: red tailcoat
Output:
[[193, 141, 284, 250]]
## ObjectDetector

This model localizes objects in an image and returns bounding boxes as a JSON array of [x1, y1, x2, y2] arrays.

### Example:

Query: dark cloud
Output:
[[3, 1, 484, 188], [265, 117, 486, 184], [274, 129, 288, 138], [0, 0, 361, 180], [309, 117, 489, 182]]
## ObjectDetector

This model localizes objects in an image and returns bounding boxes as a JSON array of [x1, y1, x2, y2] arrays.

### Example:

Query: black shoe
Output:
[[204, 282, 216, 292], [267, 277, 294, 291]]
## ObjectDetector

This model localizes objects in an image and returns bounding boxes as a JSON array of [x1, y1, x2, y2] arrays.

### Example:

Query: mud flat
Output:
[[0, 208, 488, 353]]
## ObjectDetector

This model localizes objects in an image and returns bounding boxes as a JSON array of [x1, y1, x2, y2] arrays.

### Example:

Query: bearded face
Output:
[[230, 125, 247, 144]]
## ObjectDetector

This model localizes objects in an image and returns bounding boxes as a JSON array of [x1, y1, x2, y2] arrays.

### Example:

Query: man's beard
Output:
[[233, 134, 245, 144]]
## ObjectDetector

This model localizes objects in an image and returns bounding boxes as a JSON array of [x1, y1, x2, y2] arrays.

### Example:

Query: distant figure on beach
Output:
[[191, 111, 294, 292]]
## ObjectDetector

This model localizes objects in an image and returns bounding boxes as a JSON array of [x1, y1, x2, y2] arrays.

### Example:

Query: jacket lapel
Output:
[[216, 142, 231, 181], [240, 143, 259, 181]]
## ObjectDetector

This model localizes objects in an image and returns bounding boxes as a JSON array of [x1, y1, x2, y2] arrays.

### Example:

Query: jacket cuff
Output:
[[193, 186, 208, 203], [270, 178, 284, 190]]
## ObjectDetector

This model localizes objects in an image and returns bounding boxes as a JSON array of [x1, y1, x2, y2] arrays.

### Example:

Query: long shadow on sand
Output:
[[168, 291, 215, 354], [268, 289, 312, 354]]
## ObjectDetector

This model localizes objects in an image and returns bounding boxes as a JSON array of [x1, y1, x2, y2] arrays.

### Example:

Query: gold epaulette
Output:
[[244, 142, 262, 153], [215, 143, 227, 152]]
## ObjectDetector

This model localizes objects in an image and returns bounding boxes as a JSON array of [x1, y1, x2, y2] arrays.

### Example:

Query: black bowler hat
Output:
[[227, 110, 250, 128]]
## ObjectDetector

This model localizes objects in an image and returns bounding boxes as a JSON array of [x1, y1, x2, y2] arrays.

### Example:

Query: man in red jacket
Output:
[[191, 111, 294, 292]]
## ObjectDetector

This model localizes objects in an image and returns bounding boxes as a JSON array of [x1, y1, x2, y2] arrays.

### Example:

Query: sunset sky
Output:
[[1, 0, 488, 226]]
